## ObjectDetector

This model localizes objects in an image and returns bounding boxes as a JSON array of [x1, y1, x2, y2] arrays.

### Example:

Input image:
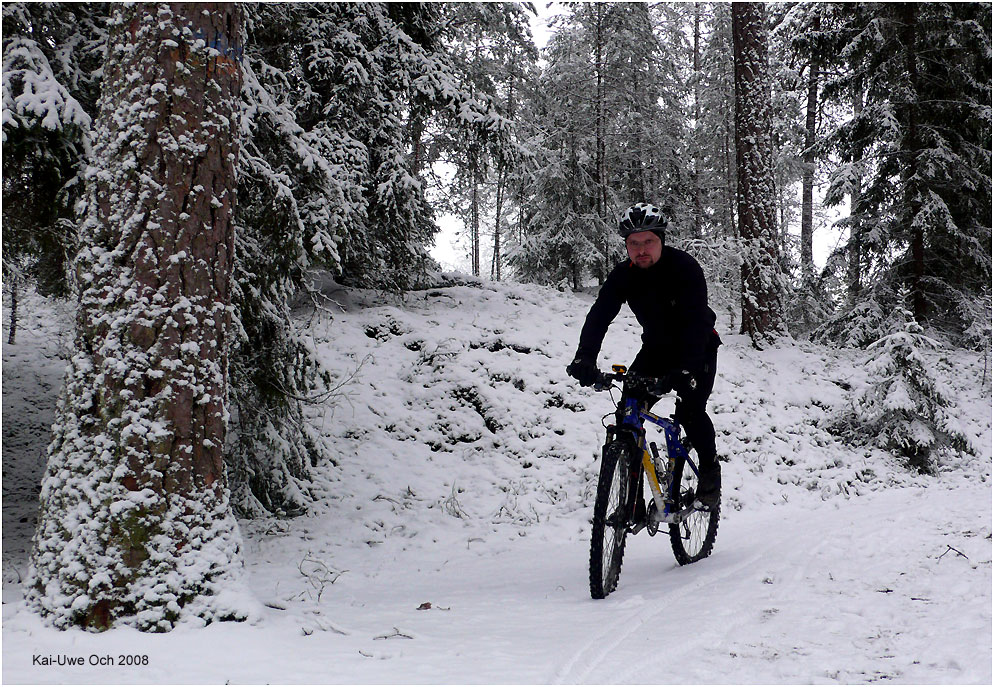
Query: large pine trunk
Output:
[[28, 4, 250, 631], [732, 2, 787, 346]]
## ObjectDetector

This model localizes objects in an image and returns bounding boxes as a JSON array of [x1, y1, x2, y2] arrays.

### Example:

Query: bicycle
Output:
[[587, 364, 720, 599]]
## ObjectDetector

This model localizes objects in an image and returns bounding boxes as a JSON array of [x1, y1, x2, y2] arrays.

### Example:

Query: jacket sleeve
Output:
[[574, 265, 626, 363], [671, 256, 713, 373]]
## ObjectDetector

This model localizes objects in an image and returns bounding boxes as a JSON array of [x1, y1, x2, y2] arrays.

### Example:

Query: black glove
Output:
[[643, 370, 696, 397], [647, 375, 672, 396], [566, 358, 599, 387], [669, 370, 698, 393]]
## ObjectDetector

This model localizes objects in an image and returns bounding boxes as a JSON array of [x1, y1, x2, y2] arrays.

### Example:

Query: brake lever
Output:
[[592, 373, 615, 391], [626, 373, 672, 398]]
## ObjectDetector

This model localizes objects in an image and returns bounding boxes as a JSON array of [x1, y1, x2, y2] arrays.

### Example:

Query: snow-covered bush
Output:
[[954, 289, 993, 353], [811, 295, 887, 349], [831, 290, 972, 473]]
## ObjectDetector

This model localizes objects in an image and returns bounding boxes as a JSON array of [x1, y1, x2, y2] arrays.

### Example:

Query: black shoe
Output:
[[694, 462, 720, 509]]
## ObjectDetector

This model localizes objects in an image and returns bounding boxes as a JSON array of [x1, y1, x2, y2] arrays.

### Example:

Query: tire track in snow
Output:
[[608, 534, 835, 685], [552, 502, 881, 685], [551, 535, 773, 684], [562, 492, 968, 685]]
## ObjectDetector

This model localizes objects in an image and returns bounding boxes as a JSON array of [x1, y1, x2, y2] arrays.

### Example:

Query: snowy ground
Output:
[[3, 276, 991, 684]]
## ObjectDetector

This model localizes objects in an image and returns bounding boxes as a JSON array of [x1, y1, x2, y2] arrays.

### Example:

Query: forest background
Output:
[[1, 1, 991, 632]]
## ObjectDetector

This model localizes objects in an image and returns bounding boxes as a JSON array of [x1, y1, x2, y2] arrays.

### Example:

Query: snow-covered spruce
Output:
[[1, 8, 93, 140], [832, 291, 973, 473], [27, 5, 254, 631]]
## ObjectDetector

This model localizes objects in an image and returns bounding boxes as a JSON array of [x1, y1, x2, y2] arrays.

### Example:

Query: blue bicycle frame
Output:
[[616, 395, 698, 524]]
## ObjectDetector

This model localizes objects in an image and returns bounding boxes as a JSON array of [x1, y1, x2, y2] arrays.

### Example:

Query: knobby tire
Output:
[[668, 450, 719, 564], [589, 441, 631, 599]]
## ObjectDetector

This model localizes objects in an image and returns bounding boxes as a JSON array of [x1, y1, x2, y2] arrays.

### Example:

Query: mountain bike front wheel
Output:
[[589, 441, 632, 599], [668, 451, 720, 565]]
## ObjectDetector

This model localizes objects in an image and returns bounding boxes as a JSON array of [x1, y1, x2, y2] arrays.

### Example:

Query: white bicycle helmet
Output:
[[618, 203, 666, 239]]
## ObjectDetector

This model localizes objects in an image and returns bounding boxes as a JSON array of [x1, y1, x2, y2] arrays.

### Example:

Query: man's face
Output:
[[625, 231, 662, 269]]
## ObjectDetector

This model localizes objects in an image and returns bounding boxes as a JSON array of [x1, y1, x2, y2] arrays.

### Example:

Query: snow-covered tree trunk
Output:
[[899, 2, 926, 322], [492, 169, 505, 281], [800, 18, 820, 289], [846, 76, 865, 308], [27, 4, 250, 631], [6, 273, 19, 344], [732, 2, 788, 346], [472, 152, 481, 277], [593, 3, 610, 282], [692, 2, 703, 237]]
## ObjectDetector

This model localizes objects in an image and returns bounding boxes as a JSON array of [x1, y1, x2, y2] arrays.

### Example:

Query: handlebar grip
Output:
[[587, 366, 674, 393]]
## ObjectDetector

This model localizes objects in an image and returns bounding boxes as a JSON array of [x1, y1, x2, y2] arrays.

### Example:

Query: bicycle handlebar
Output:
[[592, 369, 671, 395]]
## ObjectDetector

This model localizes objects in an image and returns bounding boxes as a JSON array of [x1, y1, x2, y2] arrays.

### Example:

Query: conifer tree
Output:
[[28, 4, 250, 630], [430, 2, 535, 279], [4, 2, 514, 516], [695, 2, 737, 241], [675, 3, 742, 326], [2, 3, 105, 305], [225, 3, 368, 515], [818, 3, 992, 342], [777, 3, 838, 337], [833, 288, 972, 474], [508, 10, 608, 288], [509, 3, 688, 288]]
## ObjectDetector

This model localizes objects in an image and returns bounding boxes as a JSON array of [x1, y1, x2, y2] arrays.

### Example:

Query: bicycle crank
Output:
[[648, 503, 699, 525]]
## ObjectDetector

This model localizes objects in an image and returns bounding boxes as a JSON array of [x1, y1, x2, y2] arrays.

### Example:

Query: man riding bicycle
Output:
[[567, 202, 722, 510]]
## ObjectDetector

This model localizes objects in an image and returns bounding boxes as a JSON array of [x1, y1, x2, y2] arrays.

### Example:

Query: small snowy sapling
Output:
[[832, 288, 972, 473]]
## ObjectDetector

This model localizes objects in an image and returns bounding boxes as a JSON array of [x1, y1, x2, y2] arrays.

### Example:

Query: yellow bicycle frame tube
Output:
[[641, 448, 667, 516]]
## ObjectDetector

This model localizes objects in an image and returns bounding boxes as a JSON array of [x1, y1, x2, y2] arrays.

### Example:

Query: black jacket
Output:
[[575, 247, 717, 375]]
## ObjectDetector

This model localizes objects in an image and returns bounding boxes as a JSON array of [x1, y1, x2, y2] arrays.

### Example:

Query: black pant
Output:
[[624, 335, 719, 467]]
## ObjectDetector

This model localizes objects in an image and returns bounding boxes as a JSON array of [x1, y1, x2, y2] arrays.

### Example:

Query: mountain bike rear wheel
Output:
[[668, 452, 719, 564], [589, 441, 632, 599]]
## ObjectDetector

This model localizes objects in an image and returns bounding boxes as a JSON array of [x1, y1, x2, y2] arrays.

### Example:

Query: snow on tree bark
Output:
[[846, 75, 866, 309], [800, 15, 820, 289], [27, 4, 251, 631], [732, 2, 788, 347]]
